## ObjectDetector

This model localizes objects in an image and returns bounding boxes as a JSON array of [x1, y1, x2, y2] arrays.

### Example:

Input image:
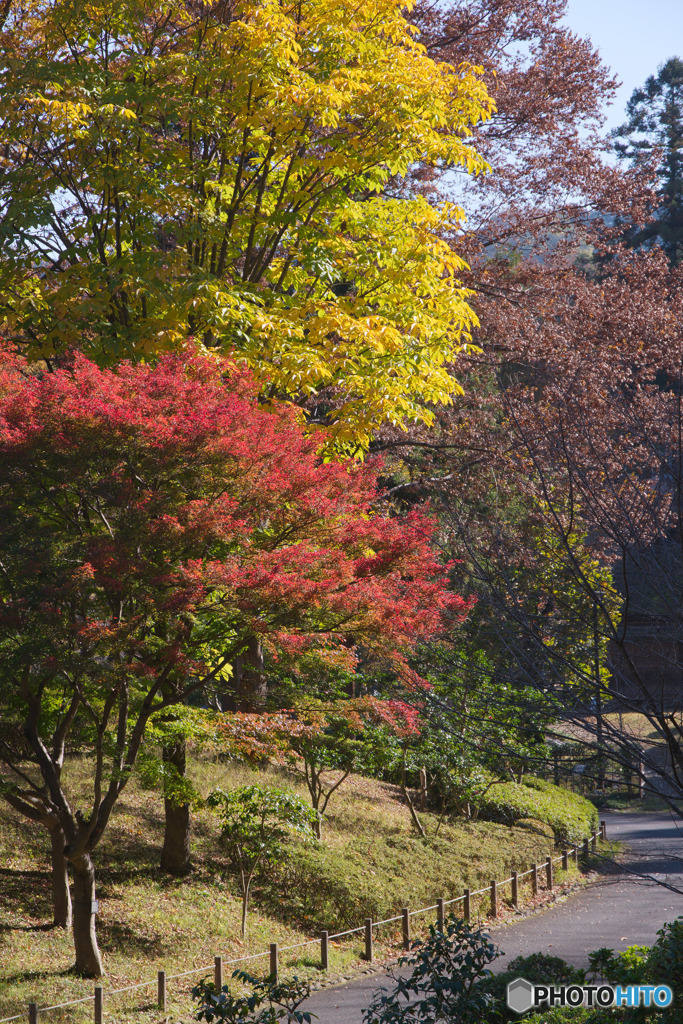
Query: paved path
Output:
[[304, 811, 683, 1024]]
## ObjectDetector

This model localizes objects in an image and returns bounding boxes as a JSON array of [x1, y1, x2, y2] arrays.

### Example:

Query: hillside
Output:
[[0, 756, 598, 1024]]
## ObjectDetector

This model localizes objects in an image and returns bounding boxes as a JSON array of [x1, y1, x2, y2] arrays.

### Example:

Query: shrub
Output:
[[362, 916, 500, 1023], [478, 779, 598, 845], [515, 818, 556, 841], [590, 918, 683, 1024], [524, 1010, 615, 1024], [471, 953, 585, 1023], [207, 786, 317, 938], [274, 844, 387, 930], [192, 971, 313, 1024], [271, 820, 557, 933], [646, 917, 683, 1021]]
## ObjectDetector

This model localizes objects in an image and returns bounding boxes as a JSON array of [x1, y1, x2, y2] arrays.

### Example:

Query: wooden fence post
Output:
[[573, 845, 578, 865], [320, 930, 329, 971], [28, 1003, 37, 1024], [214, 956, 223, 991], [562, 849, 569, 871], [437, 898, 445, 932], [489, 880, 497, 918], [402, 908, 410, 949], [364, 918, 373, 962], [94, 986, 103, 1024], [157, 971, 167, 1012], [545, 857, 553, 891], [591, 832, 597, 852], [511, 870, 518, 908], [583, 837, 589, 859], [269, 943, 278, 982], [463, 888, 471, 921], [532, 864, 538, 896], [600, 820, 607, 841]]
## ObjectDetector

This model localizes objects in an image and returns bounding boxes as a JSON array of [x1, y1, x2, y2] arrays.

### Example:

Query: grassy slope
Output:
[[0, 757, 588, 1023]]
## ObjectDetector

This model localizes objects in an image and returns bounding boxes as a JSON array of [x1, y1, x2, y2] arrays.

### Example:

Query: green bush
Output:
[[478, 779, 598, 845], [269, 817, 556, 933], [524, 1010, 616, 1024], [362, 916, 500, 1024], [591, 918, 683, 1024], [471, 953, 585, 1024], [192, 971, 312, 1023], [515, 818, 556, 841], [274, 844, 387, 929], [646, 918, 683, 1021]]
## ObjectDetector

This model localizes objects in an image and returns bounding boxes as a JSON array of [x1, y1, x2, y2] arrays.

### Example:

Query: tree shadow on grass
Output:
[[96, 919, 169, 959], [1, 965, 75, 985], [0, 867, 54, 924]]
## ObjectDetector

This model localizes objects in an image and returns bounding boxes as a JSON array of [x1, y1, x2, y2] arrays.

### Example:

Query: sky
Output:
[[563, 0, 683, 131]]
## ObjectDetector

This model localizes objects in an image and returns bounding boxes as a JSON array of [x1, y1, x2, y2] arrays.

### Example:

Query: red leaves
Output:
[[212, 696, 422, 765], [0, 347, 464, 681]]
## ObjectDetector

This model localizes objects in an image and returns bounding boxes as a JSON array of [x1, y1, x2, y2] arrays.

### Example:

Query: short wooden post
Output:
[[573, 845, 578, 865], [320, 930, 329, 971], [583, 837, 589, 859], [545, 856, 553, 891], [532, 864, 538, 896], [364, 918, 373, 962], [489, 880, 497, 918], [511, 870, 518, 908], [402, 907, 410, 948], [437, 898, 445, 931], [591, 832, 597, 852], [463, 888, 471, 921], [600, 820, 607, 841], [562, 849, 569, 871], [157, 971, 167, 1012], [269, 943, 278, 981], [28, 1004, 37, 1024], [638, 759, 644, 800], [94, 986, 103, 1024], [214, 956, 223, 991]]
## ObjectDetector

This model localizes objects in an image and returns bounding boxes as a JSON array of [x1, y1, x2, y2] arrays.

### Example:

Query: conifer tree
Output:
[[613, 57, 683, 265]]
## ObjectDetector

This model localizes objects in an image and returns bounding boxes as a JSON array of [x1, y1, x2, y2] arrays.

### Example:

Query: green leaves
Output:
[[207, 785, 318, 934], [362, 916, 499, 1024], [193, 972, 316, 1024], [208, 786, 319, 860]]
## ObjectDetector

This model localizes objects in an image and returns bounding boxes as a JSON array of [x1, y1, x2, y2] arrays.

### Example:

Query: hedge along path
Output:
[[5, 824, 607, 1024]]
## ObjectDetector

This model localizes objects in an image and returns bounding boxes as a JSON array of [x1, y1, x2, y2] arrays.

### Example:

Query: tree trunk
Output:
[[70, 854, 103, 977], [594, 604, 606, 789], [401, 764, 426, 839], [240, 875, 251, 939], [235, 637, 266, 712], [49, 821, 72, 929], [160, 738, 192, 876]]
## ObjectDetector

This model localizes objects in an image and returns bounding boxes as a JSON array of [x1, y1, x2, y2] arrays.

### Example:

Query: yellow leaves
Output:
[[96, 103, 138, 121], [1, 0, 494, 448], [31, 94, 92, 128]]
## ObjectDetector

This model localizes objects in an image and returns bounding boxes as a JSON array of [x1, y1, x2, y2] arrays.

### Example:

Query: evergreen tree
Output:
[[613, 57, 683, 265]]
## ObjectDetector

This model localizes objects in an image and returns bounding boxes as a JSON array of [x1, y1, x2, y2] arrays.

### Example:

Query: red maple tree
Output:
[[0, 348, 466, 975]]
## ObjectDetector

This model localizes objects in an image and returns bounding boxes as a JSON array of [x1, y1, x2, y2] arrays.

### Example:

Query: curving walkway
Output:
[[303, 810, 683, 1023]]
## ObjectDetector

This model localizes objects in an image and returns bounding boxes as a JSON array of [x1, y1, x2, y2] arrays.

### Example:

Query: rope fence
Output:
[[3, 821, 607, 1024]]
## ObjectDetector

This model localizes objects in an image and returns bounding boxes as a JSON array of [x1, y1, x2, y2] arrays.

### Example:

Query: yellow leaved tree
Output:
[[0, 0, 493, 446]]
